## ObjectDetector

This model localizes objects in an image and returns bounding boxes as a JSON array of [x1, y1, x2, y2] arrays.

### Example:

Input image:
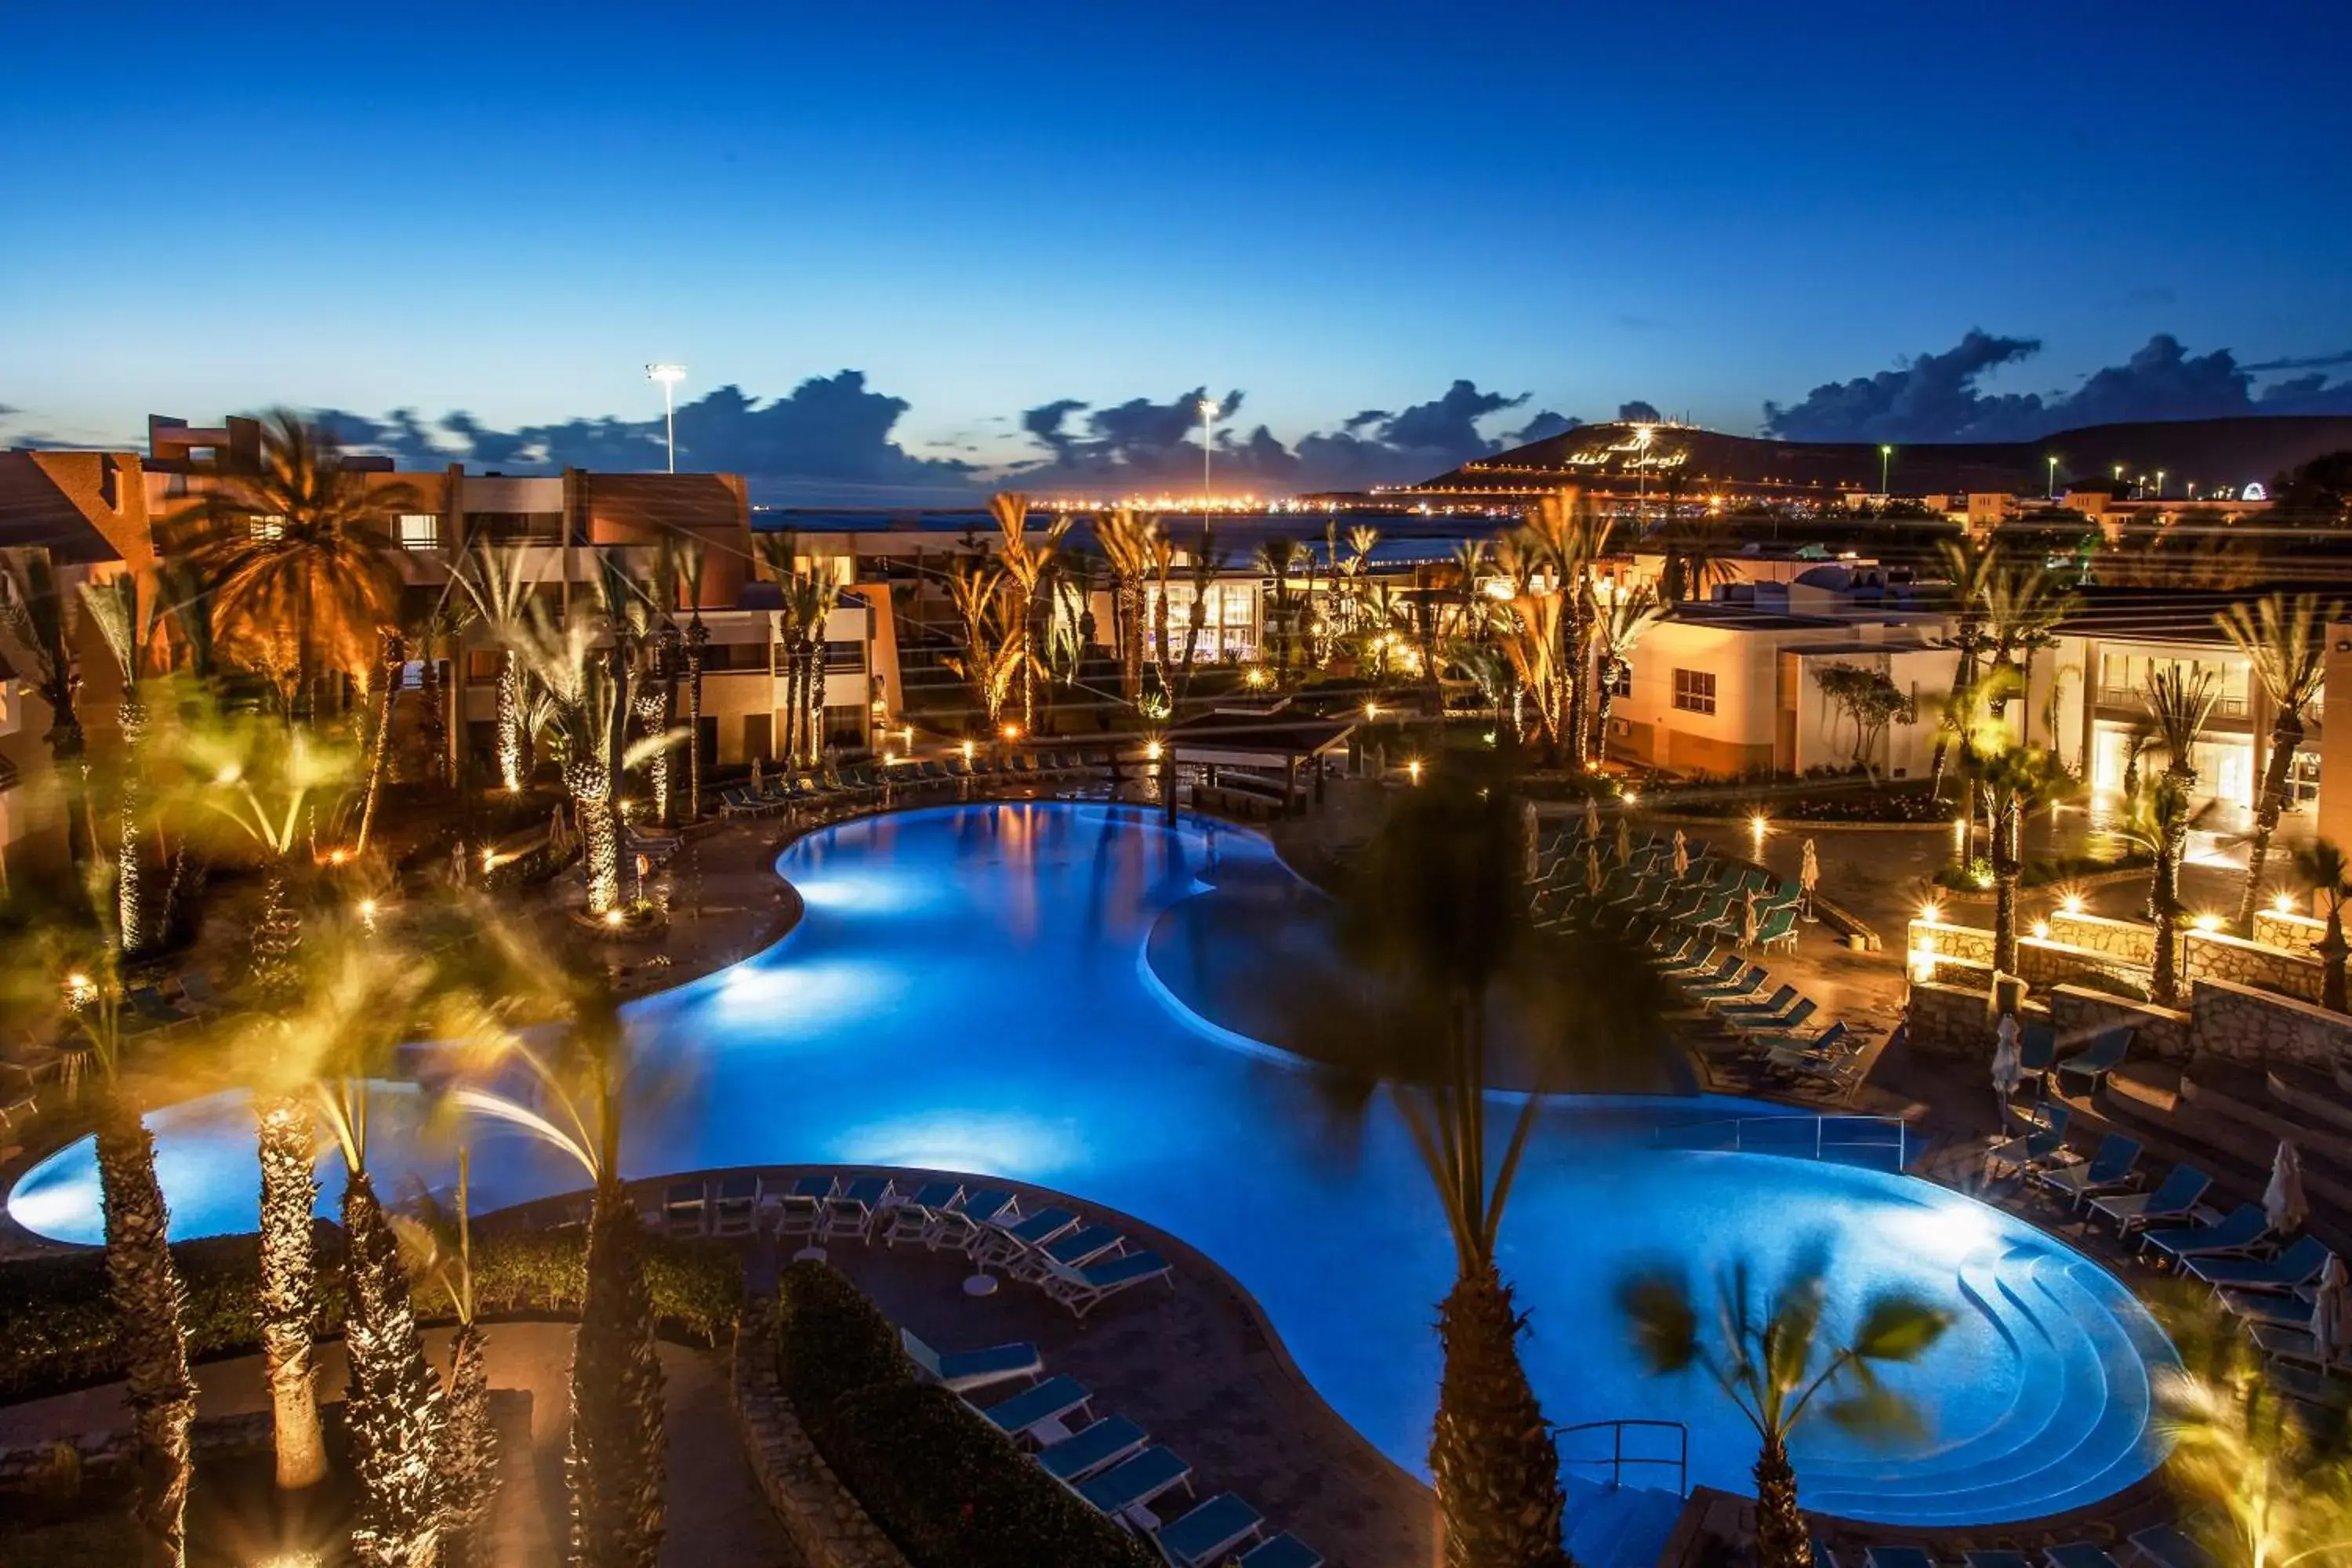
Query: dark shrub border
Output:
[[774, 1261, 1155, 1568], [0, 1225, 742, 1404]]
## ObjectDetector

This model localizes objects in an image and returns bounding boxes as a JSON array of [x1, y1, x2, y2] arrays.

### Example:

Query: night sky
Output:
[[5, 0, 2350, 498]]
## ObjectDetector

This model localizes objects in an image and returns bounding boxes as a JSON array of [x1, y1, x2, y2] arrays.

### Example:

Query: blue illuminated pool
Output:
[[9, 802, 2170, 1525]]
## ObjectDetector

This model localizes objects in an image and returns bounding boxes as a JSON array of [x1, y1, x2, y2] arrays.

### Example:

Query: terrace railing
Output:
[[1555, 1418, 1689, 1497], [1652, 1112, 1911, 1171]]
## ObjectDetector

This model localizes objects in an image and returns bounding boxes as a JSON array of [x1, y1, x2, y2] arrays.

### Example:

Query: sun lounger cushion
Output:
[[1157, 1494, 1265, 1566], [980, 1374, 1090, 1436], [1037, 1415, 1147, 1482]]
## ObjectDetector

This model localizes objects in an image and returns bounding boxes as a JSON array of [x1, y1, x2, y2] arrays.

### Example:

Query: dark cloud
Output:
[[1617, 401, 1663, 423], [2245, 349, 2352, 373], [1762, 330, 2352, 442], [0, 403, 20, 419], [1505, 410, 1580, 445]]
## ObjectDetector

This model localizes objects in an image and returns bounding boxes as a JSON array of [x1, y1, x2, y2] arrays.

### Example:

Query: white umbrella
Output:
[[1520, 799, 1541, 883], [1740, 889, 1759, 949], [1583, 797, 1600, 842], [1672, 829, 1689, 878], [750, 756, 764, 791], [2311, 1254, 2351, 1369], [1617, 817, 1633, 866], [2266, 1139, 2309, 1235], [1991, 1014, 2024, 1129], [1585, 843, 1605, 897], [1799, 838, 1821, 922]]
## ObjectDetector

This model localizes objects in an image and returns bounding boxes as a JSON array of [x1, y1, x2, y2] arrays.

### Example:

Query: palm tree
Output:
[[453, 932, 666, 1567], [354, 625, 407, 854], [452, 543, 536, 794], [988, 492, 1065, 731], [1590, 582, 1660, 763], [397, 1152, 499, 1568], [1617, 1244, 1951, 1568], [2, 879, 196, 1565], [1522, 492, 1614, 771], [0, 546, 90, 863], [2294, 840, 2351, 1011], [1145, 530, 1178, 699], [1490, 533, 1569, 764], [1980, 742, 2077, 976], [666, 537, 710, 820], [1311, 775, 1675, 1566], [408, 593, 470, 793], [779, 568, 831, 770], [1928, 537, 1998, 806], [184, 412, 419, 723], [515, 602, 658, 918], [1094, 508, 1157, 706], [2218, 594, 2338, 934], [1177, 528, 1225, 703], [1980, 557, 2075, 747], [2139, 666, 2220, 1005], [1258, 536, 1303, 680], [80, 575, 166, 949]]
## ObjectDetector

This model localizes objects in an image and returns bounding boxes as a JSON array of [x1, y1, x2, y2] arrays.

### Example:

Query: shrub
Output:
[[772, 1261, 1153, 1568], [0, 1225, 741, 1403]]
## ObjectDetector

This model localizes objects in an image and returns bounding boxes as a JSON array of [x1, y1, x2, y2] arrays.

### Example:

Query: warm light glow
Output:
[[214, 764, 241, 786], [1406, 758, 1424, 784], [326, 848, 349, 866], [2193, 913, 2223, 933], [64, 972, 96, 1007], [961, 739, 975, 760], [2031, 920, 2050, 941], [1243, 666, 1272, 689], [2060, 895, 2085, 916], [603, 908, 626, 927], [2273, 891, 2296, 915], [1907, 946, 1938, 982], [1621, 789, 1639, 807], [1919, 901, 1943, 924], [1144, 739, 1164, 762], [1749, 814, 1769, 845], [882, 752, 898, 766], [481, 847, 502, 872], [1363, 701, 1381, 720], [1001, 722, 1022, 741], [357, 898, 377, 918]]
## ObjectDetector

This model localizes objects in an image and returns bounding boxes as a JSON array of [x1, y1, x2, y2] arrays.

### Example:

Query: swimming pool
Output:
[[9, 802, 2171, 1525]]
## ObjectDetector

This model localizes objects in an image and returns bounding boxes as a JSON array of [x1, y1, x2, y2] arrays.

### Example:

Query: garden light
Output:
[[2273, 891, 2296, 915], [2193, 913, 2223, 933], [2031, 920, 2050, 941], [2060, 895, 2085, 916], [961, 740, 975, 761], [1406, 758, 1424, 784], [1002, 722, 1022, 741]]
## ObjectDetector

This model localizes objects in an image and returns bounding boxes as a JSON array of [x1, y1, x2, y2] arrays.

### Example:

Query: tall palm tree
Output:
[[1145, 530, 1178, 701], [779, 568, 831, 769], [1310, 776, 1675, 1566], [1258, 536, 1303, 680], [354, 625, 407, 854], [1980, 742, 2077, 977], [0, 546, 89, 863], [1523, 491, 1613, 771], [454, 932, 666, 1567], [408, 593, 470, 793], [1617, 1245, 1951, 1568], [2, 880, 196, 1565], [1177, 529, 1224, 703], [988, 492, 1065, 731], [1589, 582, 1660, 763], [1094, 508, 1157, 707], [2138, 666, 2220, 1005], [1490, 533, 1569, 764], [664, 537, 710, 820], [2294, 840, 2352, 1012], [1927, 537, 1998, 805], [2218, 594, 2338, 933], [452, 542, 536, 793], [397, 1153, 499, 1568], [515, 602, 659, 917], [80, 574, 166, 949], [1980, 557, 2075, 746], [185, 412, 419, 722]]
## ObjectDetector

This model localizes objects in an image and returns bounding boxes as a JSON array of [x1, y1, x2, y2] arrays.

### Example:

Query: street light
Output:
[[2046, 454, 2059, 499], [1878, 444, 1893, 499], [1197, 395, 1217, 507], [2154, 469, 2166, 499], [646, 363, 687, 473]]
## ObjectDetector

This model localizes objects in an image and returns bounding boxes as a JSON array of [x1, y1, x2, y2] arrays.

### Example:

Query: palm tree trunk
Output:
[[418, 635, 448, 789], [684, 620, 707, 821], [118, 699, 147, 952], [574, 769, 619, 916], [251, 862, 303, 1001], [1429, 1262, 1569, 1568], [94, 1102, 194, 1567], [495, 654, 523, 792], [342, 1167, 446, 1568], [1752, 1430, 1809, 1568], [1116, 576, 1142, 704], [356, 629, 405, 853], [2153, 824, 2187, 1007], [439, 1322, 499, 1568], [255, 1093, 327, 1490], [2237, 710, 2304, 933], [1592, 661, 1620, 764], [2322, 906, 2347, 1013], [1993, 797, 2022, 975], [570, 1178, 666, 1568]]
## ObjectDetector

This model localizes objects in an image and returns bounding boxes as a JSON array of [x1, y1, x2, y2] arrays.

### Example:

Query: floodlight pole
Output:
[[646, 363, 688, 473]]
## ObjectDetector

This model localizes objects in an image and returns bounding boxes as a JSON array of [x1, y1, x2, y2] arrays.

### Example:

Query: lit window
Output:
[[248, 514, 286, 542], [396, 514, 440, 550], [1672, 668, 1715, 715], [1608, 661, 1632, 698]]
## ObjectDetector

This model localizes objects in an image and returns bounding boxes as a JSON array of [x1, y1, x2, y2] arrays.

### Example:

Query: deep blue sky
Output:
[[5, 1, 2350, 495]]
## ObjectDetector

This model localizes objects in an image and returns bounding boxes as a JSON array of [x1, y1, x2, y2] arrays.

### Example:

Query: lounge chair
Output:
[[2220, 1286, 2314, 1327], [711, 1174, 760, 1236], [2091, 1165, 2210, 1235], [1037, 1416, 1148, 1482], [126, 985, 195, 1026], [2020, 1022, 2057, 1075], [1985, 1102, 2072, 1177], [1664, 950, 1737, 984], [2186, 1236, 2333, 1292], [1811, 1540, 1844, 1568], [880, 1181, 966, 1247], [1010, 1224, 1125, 1283], [900, 1327, 1041, 1393], [1965, 1552, 2035, 1568], [1686, 965, 1768, 1004], [1775, 1049, 1869, 1100], [1240, 1536, 1325, 1568], [2045, 1544, 2122, 1568], [1041, 1248, 1174, 1318], [1731, 997, 1818, 1038], [662, 1181, 706, 1237], [2129, 1525, 2220, 1568], [2053, 1026, 2133, 1096], [822, 1176, 896, 1241], [1156, 1494, 1265, 1566], [1864, 1548, 1936, 1568], [2250, 1320, 2347, 1369], [928, 1187, 1018, 1253], [975, 1206, 1081, 1269], [978, 1374, 1091, 1440], [2143, 1202, 2269, 1265], [1076, 1446, 1192, 1521], [1709, 982, 1795, 1019], [771, 1174, 833, 1242], [175, 969, 234, 1011], [1750, 1021, 1847, 1059], [2032, 1134, 2144, 1207], [1755, 907, 1801, 953]]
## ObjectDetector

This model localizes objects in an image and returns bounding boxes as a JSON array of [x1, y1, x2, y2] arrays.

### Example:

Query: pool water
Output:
[[9, 803, 2172, 1524]]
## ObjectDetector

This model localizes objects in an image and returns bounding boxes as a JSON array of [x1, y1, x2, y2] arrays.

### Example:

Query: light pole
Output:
[[646, 363, 687, 473], [1879, 444, 1893, 501], [2046, 454, 2059, 499], [2155, 469, 2166, 499], [1197, 395, 1216, 505]]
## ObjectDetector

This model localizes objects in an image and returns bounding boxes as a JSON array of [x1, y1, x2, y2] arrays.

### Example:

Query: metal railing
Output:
[[1555, 1419, 1689, 1497], [1653, 1112, 1910, 1170]]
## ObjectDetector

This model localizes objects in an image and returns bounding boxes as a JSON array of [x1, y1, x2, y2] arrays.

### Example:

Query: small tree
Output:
[[2218, 594, 2336, 934], [2295, 840, 2352, 1012], [1617, 1244, 1951, 1568], [1812, 664, 1918, 784]]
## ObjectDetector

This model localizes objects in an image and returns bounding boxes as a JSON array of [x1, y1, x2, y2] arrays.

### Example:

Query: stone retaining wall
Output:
[[2253, 909, 2328, 955], [2190, 977, 2352, 1072], [729, 1312, 910, 1568], [1902, 979, 2059, 1059], [2182, 931, 2326, 1004], [2047, 911, 2161, 964], [2048, 986, 2192, 1062], [1907, 920, 2151, 998]]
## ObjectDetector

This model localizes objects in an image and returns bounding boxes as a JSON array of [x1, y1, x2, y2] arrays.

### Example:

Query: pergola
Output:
[[1159, 701, 1357, 819]]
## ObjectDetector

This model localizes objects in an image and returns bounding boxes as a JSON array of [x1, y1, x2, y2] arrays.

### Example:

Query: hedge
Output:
[[774, 1261, 1155, 1568], [0, 1224, 742, 1403]]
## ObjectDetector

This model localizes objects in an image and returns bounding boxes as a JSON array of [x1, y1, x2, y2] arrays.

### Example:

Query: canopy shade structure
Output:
[[1163, 701, 1356, 770]]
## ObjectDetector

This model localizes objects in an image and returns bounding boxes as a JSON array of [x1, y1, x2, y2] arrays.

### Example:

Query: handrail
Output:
[[1554, 1417, 1688, 1497], [1653, 1112, 1910, 1170]]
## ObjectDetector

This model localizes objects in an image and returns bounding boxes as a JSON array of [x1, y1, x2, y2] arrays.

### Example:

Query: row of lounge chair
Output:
[[717, 749, 1120, 818], [1827, 1527, 2218, 1568], [1650, 935, 1867, 1098], [659, 1172, 1175, 1319], [912, 1331, 1322, 1566], [1535, 835, 1805, 956]]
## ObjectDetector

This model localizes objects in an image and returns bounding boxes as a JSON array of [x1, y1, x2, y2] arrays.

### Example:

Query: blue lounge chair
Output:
[[1664, 950, 1737, 984], [900, 1327, 1040, 1392], [1985, 1102, 2071, 1175], [1011, 1224, 1125, 1283], [1965, 1552, 2035, 1568], [1037, 1415, 1148, 1482], [1865, 1549, 1936, 1568], [2129, 1525, 2219, 1568], [2019, 1022, 2057, 1074], [978, 1374, 1091, 1439], [662, 1181, 706, 1236], [1076, 1446, 1192, 1519], [2143, 1202, 2268, 1265], [2045, 1544, 2122, 1568], [2187, 1236, 2333, 1292], [927, 1187, 1017, 1253], [1710, 982, 1796, 1020], [2033, 1134, 2143, 1207], [1755, 906, 1801, 953], [975, 1206, 1080, 1269], [711, 1174, 760, 1236], [2091, 1165, 2210, 1235], [822, 1176, 896, 1241], [1240, 1534, 1325, 1568], [1731, 997, 1817, 1037], [1751, 1020, 1847, 1058], [2053, 1026, 2133, 1095], [879, 1181, 966, 1247], [1158, 1494, 1265, 1566], [1686, 965, 1768, 1004], [1042, 1249, 1175, 1318], [2220, 1287, 2314, 1327]]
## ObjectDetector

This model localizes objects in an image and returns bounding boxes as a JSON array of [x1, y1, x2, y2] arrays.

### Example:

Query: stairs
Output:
[[1563, 1474, 1688, 1568]]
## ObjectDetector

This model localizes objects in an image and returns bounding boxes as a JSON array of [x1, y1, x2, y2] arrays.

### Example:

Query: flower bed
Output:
[[774, 1261, 1156, 1568], [0, 1225, 742, 1403], [1931, 851, 2151, 894]]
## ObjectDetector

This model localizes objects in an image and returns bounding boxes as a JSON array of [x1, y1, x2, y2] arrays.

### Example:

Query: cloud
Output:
[[1761, 330, 2352, 442], [2244, 348, 2352, 373], [1505, 410, 1581, 445], [1617, 401, 1663, 423]]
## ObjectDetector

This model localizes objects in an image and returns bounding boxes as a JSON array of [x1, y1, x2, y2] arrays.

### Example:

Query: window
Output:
[[248, 514, 286, 542], [396, 513, 440, 550], [1672, 669, 1715, 715], [1607, 661, 1632, 699]]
